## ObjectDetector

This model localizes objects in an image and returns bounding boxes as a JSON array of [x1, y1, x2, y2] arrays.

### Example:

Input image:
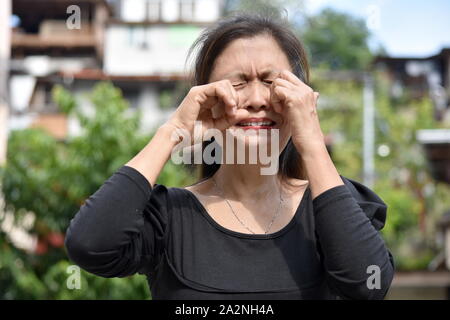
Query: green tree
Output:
[[0, 82, 195, 299], [372, 71, 450, 270], [301, 8, 373, 70], [224, 2, 375, 70], [312, 69, 450, 270]]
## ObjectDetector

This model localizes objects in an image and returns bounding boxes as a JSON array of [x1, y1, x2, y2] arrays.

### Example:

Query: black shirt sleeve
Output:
[[64, 165, 169, 278], [312, 176, 395, 300]]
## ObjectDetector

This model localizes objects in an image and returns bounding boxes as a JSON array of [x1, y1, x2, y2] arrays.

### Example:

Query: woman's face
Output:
[[208, 34, 293, 159]]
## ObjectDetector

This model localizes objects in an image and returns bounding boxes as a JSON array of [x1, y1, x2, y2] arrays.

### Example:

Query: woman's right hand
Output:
[[164, 80, 239, 145]]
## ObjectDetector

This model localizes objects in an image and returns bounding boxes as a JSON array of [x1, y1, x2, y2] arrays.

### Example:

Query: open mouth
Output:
[[235, 118, 277, 130]]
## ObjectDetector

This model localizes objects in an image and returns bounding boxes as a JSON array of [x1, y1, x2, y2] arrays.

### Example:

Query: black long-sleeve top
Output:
[[64, 165, 395, 300]]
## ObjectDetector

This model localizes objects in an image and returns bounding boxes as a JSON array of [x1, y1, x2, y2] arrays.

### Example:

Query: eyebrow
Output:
[[222, 69, 280, 80]]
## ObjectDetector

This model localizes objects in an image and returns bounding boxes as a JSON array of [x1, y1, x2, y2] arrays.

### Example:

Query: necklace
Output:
[[211, 177, 284, 234]]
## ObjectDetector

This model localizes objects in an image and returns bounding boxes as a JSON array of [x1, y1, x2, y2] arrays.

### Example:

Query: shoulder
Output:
[[340, 176, 385, 204], [151, 183, 189, 202], [183, 178, 213, 199], [142, 183, 197, 225], [340, 176, 388, 229]]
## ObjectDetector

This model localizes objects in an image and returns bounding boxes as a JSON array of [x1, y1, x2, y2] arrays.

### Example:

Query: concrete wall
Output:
[[120, 0, 221, 23], [104, 24, 203, 75]]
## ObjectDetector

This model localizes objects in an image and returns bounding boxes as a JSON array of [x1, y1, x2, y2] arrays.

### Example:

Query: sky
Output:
[[304, 0, 450, 57]]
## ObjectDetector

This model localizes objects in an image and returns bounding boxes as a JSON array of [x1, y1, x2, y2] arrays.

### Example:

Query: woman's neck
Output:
[[213, 163, 282, 201]]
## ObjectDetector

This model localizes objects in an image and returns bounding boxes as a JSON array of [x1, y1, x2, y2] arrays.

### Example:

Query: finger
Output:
[[201, 95, 220, 110], [273, 78, 296, 89], [222, 80, 239, 116], [274, 86, 290, 103], [313, 91, 320, 109], [211, 101, 226, 119], [278, 69, 305, 87], [215, 82, 238, 117], [224, 80, 239, 109], [213, 114, 233, 132], [314, 91, 319, 102], [270, 82, 284, 114], [203, 82, 237, 114], [197, 107, 214, 127]]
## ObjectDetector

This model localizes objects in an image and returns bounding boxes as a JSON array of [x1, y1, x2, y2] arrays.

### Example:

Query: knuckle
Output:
[[221, 79, 232, 86], [274, 78, 283, 86], [215, 82, 226, 92], [217, 79, 229, 90], [189, 86, 200, 95]]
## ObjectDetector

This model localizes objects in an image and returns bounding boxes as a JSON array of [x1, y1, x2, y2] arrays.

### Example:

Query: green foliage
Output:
[[159, 82, 190, 111], [0, 82, 195, 299], [301, 8, 373, 70], [225, 2, 376, 70], [372, 72, 450, 270], [313, 71, 364, 178], [313, 67, 450, 271], [2, 0, 449, 300]]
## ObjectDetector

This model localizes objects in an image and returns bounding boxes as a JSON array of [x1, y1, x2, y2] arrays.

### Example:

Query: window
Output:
[[180, 0, 195, 21], [147, 0, 161, 22]]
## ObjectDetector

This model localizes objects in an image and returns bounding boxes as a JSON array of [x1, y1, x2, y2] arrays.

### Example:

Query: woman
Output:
[[65, 13, 395, 300]]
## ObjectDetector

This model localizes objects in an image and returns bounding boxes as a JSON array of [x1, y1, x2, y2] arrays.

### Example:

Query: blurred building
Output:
[[374, 48, 450, 122], [3, 0, 224, 254], [0, 0, 11, 165], [8, 0, 224, 139], [376, 50, 450, 299], [10, 0, 110, 138]]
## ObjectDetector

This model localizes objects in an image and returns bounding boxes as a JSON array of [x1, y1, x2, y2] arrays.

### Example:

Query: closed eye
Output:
[[263, 79, 274, 85], [232, 83, 245, 88]]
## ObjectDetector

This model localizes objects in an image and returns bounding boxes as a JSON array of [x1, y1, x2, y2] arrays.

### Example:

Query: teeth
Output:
[[238, 121, 273, 126]]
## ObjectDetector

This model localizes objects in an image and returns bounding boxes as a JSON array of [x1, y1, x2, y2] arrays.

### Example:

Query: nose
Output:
[[240, 81, 270, 112]]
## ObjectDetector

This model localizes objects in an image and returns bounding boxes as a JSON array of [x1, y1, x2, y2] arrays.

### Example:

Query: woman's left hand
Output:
[[270, 70, 325, 153]]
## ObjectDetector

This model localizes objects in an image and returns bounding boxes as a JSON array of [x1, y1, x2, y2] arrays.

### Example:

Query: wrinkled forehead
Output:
[[209, 34, 292, 82]]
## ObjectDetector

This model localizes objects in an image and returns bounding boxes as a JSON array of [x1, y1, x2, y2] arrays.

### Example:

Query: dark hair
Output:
[[186, 13, 310, 182]]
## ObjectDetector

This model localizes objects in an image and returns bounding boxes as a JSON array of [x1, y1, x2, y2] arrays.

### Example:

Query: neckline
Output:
[[181, 185, 310, 239]]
